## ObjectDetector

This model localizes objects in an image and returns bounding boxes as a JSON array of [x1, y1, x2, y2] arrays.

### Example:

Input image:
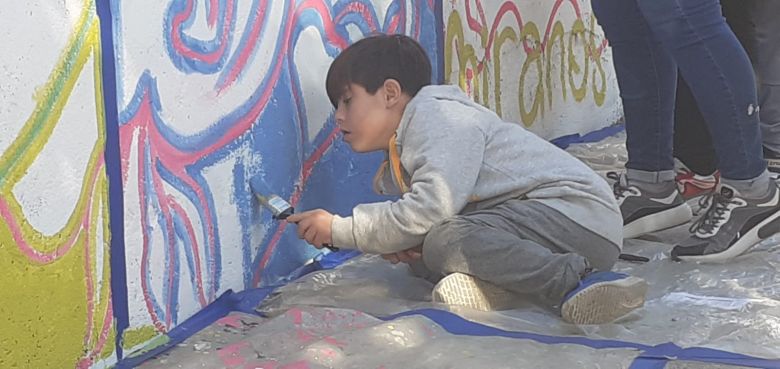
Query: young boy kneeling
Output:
[[288, 34, 647, 325]]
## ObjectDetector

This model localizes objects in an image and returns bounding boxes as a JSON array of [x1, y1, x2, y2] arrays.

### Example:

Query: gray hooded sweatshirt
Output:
[[331, 85, 622, 254]]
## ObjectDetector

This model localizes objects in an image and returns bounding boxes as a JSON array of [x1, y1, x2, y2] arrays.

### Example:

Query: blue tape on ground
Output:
[[113, 250, 357, 368], [319, 249, 362, 269], [551, 124, 625, 149], [115, 291, 234, 369], [114, 287, 278, 369], [580, 124, 625, 144], [550, 133, 582, 149], [385, 309, 780, 369], [630, 343, 780, 369], [229, 286, 279, 315], [272, 249, 363, 285], [383, 308, 651, 351]]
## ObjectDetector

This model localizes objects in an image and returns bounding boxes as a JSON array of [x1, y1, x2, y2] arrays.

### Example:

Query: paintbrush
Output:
[[251, 179, 339, 252]]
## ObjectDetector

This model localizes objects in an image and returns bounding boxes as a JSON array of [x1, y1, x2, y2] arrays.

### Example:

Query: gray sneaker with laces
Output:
[[672, 184, 780, 262], [608, 172, 693, 239]]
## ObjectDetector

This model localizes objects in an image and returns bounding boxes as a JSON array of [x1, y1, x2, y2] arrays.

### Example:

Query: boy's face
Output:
[[334, 82, 405, 153]]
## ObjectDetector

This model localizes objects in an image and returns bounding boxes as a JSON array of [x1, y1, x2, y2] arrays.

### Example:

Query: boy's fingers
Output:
[[303, 227, 318, 245], [383, 254, 400, 264], [295, 219, 309, 239], [397, 251, 412, 263], [313, 234, 327, 249], [287, 210, 317, 223], [286, 213, 303, 223]]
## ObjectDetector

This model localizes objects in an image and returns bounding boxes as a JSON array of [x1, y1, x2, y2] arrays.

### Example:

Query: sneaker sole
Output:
[[431, 273, 515, 311], [624, 203, 693, 239], [561, 276, 647, 325], [676, 208, 780, 263]]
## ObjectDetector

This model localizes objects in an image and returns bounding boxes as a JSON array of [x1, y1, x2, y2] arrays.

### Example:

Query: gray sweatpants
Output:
[[722, 0, 780, 152], [412, 199, 621, 304]]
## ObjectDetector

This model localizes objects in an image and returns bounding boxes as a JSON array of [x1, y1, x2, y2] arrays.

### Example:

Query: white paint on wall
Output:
[[200, 149, 247, 295], [0, 1, 82, 156], [186, 1, 217, 41], [13, 55, 99, 236], [146, 196, 170, 320], [158, 178, 199, 310], [295, 26, 335, 143], [114, 0, 286, 136]]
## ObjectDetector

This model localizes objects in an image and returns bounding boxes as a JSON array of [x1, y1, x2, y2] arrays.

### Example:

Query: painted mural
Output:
[[0, 1, 115, 368], [443, 0, 621, 139], [112, 0, 440, 357], [1, 0, 622, 367]]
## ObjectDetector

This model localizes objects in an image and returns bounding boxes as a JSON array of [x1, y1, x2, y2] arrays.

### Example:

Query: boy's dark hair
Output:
[[326, 34, 432, 108]]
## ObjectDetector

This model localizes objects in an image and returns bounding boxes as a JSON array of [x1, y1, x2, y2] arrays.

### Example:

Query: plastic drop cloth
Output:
[[139, 131, 780, 369]]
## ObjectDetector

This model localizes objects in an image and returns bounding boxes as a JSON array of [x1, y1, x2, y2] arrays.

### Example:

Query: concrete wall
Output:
[[443, 0, 621, 138], [112, 0, 440, 356], [0, 0, 619, 367]]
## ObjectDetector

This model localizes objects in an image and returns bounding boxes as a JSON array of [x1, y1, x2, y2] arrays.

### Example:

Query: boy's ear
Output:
[[382, 79, 403, 107]]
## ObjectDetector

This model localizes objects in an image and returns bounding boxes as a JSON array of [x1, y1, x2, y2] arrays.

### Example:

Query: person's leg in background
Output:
[[594, 0, 780, 262], [673, 77, 716, 176], [746, 0, 780, 172], [672, 1, 750, 179], [592, 0, 694, 239], [671, 0, 751, 199], [637, 0, 780, 262], [672, 77, 719, 202], [636, 0, 765, 182], [674, 0, 780, 175]]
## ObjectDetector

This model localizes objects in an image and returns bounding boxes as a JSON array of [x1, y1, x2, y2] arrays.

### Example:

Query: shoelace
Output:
[[606, 172, 636, 200], [689, 192, 736, 237]]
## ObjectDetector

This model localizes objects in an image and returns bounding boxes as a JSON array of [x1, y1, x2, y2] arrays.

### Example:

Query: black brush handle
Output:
[[321, 243, 340, 252], [618, 253, 649, 263]]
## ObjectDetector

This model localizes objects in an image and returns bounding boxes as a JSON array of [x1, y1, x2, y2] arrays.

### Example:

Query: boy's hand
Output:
[[286, 209, 333, 248], [381, 245, 423, 264]]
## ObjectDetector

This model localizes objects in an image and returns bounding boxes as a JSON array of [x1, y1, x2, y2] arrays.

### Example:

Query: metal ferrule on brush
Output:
[[255, 194, 294, 220]]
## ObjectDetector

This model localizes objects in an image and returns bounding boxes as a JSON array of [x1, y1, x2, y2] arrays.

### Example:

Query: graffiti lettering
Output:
[[444, 0, 610, 128]]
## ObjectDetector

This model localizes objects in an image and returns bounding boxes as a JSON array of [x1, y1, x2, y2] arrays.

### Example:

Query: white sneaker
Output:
[[431, 273, 517, 311], [561, 271, 648, 325]]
